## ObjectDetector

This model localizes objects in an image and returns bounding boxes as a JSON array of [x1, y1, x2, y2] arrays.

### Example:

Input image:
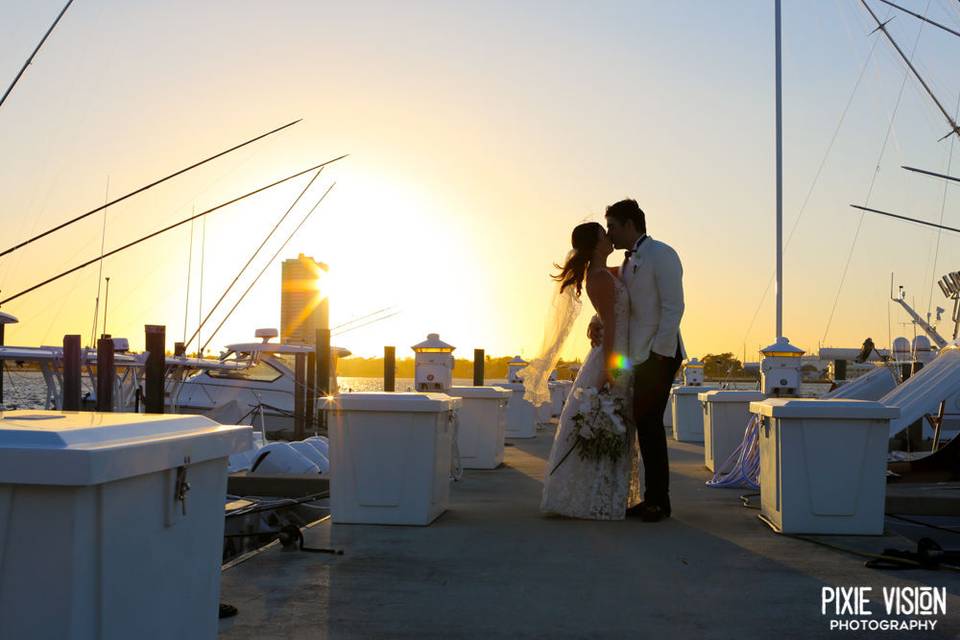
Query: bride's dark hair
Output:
[[553, 222, 604, 296]]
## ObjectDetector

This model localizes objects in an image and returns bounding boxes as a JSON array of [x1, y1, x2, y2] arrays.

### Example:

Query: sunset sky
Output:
[[1, 1, 959, 363]]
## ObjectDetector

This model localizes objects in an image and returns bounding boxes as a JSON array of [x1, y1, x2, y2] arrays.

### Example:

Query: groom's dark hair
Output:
[[605, 199, 646, 235]]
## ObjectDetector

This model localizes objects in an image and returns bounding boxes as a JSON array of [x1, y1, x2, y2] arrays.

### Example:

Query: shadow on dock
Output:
[[219, 428, 960, 639]]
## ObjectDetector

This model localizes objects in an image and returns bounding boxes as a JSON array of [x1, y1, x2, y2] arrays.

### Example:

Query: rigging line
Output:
[[875, 0, 960, 38], [0, 119, 303, 260], [0, 0, 75, 110], [90, 175, 110, 347], [738, 24, 883, 349], [0, 158, 346, 307], [183, 166, 325, 350], [183, 213, 195, 345], [332, 306, 399, 331], [332, 311, 402, 337], [200, 183, 337, 353], [860, 0, 960, 140], [925, 92, 960, 317], [848, 204, 960, 233], [821, 0, 932, 345]]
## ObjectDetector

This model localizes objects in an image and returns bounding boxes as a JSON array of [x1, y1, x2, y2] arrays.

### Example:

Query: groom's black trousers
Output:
[[632, 342, 682, 511]]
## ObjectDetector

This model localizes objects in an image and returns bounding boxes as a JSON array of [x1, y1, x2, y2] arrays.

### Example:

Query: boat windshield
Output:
[[207, 359, 282, 382]]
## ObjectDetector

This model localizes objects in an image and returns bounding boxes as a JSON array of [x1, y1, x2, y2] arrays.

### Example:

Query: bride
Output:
[[519, 222, 641, 520]]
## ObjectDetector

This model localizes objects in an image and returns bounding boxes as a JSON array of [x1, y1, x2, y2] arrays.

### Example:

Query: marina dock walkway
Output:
[[219, 428, 960, 639]]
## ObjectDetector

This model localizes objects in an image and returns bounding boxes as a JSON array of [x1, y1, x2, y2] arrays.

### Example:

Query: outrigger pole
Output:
[[0, 0, 75, 110], [873, 0, 960, 39], [200, 182, 337, 352], [0, 119, 302, 260], [849, 204, 960, 234], [902, 165, 960, 184], [860, 0, 960, 141], [182, 166, 326, 351], [0, 156, 347, 306]]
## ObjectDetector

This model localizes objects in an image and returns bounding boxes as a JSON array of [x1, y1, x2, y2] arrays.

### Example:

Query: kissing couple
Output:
[[519, 199, 685, 522]]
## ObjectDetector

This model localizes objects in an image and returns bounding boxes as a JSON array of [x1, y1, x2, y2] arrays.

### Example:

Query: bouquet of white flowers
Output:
[[550, 386, 627, 475]]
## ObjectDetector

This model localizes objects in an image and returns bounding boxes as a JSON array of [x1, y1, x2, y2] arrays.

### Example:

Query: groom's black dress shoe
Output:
[[627, 502, 670, 522]]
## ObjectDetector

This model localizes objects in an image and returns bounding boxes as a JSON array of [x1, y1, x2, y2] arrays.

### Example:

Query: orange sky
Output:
[[1, 1, 959, 362]]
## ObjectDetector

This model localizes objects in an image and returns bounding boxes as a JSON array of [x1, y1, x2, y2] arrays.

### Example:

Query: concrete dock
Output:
[[219, 428, 960, 639]]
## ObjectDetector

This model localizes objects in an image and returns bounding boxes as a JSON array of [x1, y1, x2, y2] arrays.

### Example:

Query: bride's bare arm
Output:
[[585, 271, 616, 389]]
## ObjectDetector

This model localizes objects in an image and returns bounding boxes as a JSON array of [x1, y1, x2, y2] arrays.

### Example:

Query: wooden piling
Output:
[[144, 325, 166, 413], [316, 328, 331, 430], [384, 346, 396, 392], [174, 341, 186, 357], [473, 348, 485, 386], [96, 336, 114, 412], [306, 350, 317, 433], [833, 359, 846, 382], [900, 363, 913, 382], [62, 334, 82, 410], [294, 352, 306, 440]]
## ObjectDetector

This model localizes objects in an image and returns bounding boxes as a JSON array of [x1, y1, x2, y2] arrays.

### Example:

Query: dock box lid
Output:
[[325, 392, 461, 413], [448, 386, 512, 399], [748, 398, 900, 420], [673, 385, 715, 395], [698, 390, 766, 403], [0, 410, 251, 486]]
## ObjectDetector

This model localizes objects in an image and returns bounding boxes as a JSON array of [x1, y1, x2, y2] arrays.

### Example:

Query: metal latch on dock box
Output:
[[165, 456, 192, 526]]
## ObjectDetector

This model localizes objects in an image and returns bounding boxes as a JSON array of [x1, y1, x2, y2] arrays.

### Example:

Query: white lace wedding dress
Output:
[[540, 273, 642, 520]]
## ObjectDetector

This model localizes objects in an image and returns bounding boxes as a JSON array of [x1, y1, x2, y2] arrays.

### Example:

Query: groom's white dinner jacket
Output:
[[620, 234, 687, 366]]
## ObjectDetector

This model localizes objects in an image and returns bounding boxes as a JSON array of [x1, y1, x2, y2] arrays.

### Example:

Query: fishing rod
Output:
[[0, 119, 302, 260], [849, 204, 960, 233], [902, 165, 960, 184], [182, 166, 326, 351], [860, 0, 960, 141], [0, 0, 75, 110], [0, 157, 346, 306], [874, 0, 960, 39], [201, 183, 337, 353]]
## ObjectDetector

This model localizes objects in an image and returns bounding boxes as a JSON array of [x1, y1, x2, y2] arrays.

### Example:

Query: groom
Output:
[[603, 198, 685, 522]]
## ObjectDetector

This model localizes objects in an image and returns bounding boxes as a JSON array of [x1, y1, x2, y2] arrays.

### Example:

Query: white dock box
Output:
[[448, 386, 510, 469], [671, 386, 714, 442], [498, 382, 537, 439], [750, 399, 899, 535], [551, 380, 573, 417], [700, 390, 765, 471], [327, 392, 460, 525], [0, 410, 251, 640]]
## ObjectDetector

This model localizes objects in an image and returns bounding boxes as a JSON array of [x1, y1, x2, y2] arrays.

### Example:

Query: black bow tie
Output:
[[624, 235, 648, 261]]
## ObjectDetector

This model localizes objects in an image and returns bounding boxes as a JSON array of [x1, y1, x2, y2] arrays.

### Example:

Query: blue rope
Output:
[[706, 414, 761, 489]]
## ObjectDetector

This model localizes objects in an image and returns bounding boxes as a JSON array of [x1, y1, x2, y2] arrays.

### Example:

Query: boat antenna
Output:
[[183, 212, 195, 345], [860, 0, 960, 141], [89, 175, 110, 347], [0, 0, 75, 110], [183, 165, 327, 351], [201, 183, 336, 353], [849, 204, 960, 233], [0, 157, 346, 306], [199, 215, 205, 358], [102, 277, 110, 338], [0, 119, 303, 260]]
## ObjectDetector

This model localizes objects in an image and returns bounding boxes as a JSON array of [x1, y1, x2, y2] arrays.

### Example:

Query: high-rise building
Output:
[[281, 254, 329, 344]]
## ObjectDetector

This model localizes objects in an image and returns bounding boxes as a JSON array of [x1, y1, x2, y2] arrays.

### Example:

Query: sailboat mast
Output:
[[775, 0, 783, 340]]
